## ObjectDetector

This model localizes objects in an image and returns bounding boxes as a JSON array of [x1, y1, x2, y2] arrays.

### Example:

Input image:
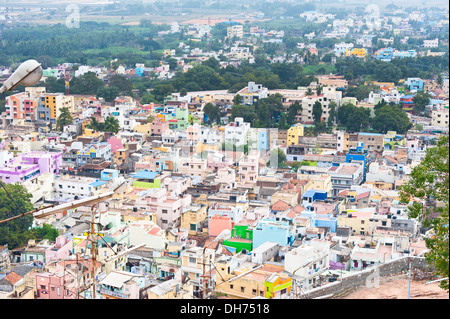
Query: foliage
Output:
[[0, 184, 34, 249], [399, 135, 449, 291], [30, 224, 60, 242], [96, 86, 120, 102], [413, 91, 432, 114], [69, 71, 105, 95], [203, 102, 221, 125], [337, 103, 372, 133], [287, 101, 303, 126], [372, 101, 412, 134], [56, 107, 74, 131], [86, 116, 120, 134]]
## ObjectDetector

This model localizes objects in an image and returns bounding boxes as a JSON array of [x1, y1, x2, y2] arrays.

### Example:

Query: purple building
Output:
[[0, 151, 62, 184]]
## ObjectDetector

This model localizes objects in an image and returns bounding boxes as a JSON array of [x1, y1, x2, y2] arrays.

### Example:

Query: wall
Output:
[[302, 256, 433, 299]]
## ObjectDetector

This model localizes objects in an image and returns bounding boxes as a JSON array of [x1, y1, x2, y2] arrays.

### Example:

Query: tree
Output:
[[203, 102, 221, 125], [413, 91, 432, 114], [69, 71, 105, 95], [312, 101, 324, 133], [96, 86, 120, 102], [287, 101, 302, 126], [399, 135, 449, 292], [372, 102, 412, 134], [233, 94, 242, 106], [327, 101, 337, 128], [103, 116, 120, 134], [86, 116, 103, 132], [0, 183, 34, 249], [108, 75, 133, 95], [268, 148, 287, 168], [30, 224, 59, 242], [337, 103, 371, 132], [56, 107, 73, 132]]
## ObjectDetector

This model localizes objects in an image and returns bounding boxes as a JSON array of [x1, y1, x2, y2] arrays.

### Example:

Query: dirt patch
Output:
[[341, 274, 449, 299]]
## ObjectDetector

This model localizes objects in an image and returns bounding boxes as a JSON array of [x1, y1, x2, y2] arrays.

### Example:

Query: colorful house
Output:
[[287, 123, 304, 146], [132, 170, 162, 189], [400, 94, 415, 111], [345, 47, 367, 60], [223, 225, 253, 253], [264, 273, 292, 299]]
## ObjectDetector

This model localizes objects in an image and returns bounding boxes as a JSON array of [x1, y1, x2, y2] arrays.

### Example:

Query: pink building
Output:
[[0, 151, 62, 184], [238, 154, 259, 184], [135, 188, 192, 230], [151, 117, 170, 136], [45, 236, 73, 264], [35, 272, 76, 299], [209, 215, 234, 237], [107, 135, 124, 153], [186, 123, 200, 142]]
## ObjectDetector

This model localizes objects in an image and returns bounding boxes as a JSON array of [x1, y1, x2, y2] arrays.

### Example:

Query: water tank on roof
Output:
[[348, 214, 352, 218], [133, 207, 138, 212]]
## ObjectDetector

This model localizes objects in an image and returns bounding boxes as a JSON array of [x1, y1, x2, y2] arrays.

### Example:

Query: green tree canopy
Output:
[[372, 101, 412, 134], [56, 107, 74, 131], [413, 91, 432, 114], [0, 183, 34, 249], [400, 135, 449, 291]]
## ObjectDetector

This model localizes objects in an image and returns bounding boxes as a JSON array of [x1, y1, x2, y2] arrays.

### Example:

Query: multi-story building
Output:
[[345, 47, 367, 60], [36, 93, 74, 124], [287, 123, 304, 146], [0, 151, 62, 184], [238, 153, 259, 185], [329, 163, 365, 198], [431, 106, 449, 127], [236, 82, 268, 105], [181, 204, 208, 236], [284, 239, 330, 290], [54, 175, 107, 201], [227, 24, 244, 38], [5, 87, 46, 122], [224, 117, 251, 147]]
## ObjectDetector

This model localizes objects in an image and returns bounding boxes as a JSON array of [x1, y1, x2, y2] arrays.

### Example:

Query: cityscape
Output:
[[0, 0, 448, 301]]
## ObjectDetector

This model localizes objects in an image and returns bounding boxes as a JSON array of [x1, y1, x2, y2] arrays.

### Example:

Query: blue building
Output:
[[404, 78, 424, 91], [101, 169, 119, 181], [252, 218, 295, 249], [346, 142, 370, 180]]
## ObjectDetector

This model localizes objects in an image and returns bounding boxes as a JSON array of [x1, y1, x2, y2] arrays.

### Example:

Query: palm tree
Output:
[[86, 117, 102, 131], [103, 116, 120, 134]]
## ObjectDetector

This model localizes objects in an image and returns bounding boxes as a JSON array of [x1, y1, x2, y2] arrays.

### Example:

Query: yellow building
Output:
[[38, 93, 74, 122], [180, 204, 208, 236], [287, 123, 304, 146], [302, 174, 332, 196], [215, 261, 292, 299], [345, 48, 367, 60], [337, 208, 375, 236], [134, 123, 152, 135]]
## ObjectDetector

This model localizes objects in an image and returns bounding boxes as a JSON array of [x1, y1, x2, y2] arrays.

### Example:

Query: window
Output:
[[252, 289, 257, 295], [230, 284, 234, 290], [189, 257, 196, 264]]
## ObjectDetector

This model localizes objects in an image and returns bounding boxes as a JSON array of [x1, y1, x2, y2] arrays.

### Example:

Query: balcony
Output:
[[99, 287, 130, 299]]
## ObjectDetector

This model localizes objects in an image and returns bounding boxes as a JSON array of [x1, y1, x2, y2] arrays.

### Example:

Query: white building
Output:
[[224, 117, 251, 147], [251, 241, 279, 264], [54, 175, 107, 201], [423, 38, 439, 48], [284, 239, 330, 290], [431, 106, 449, 127], [208, 204, 244, 224], [128, 220, 168, 251]]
